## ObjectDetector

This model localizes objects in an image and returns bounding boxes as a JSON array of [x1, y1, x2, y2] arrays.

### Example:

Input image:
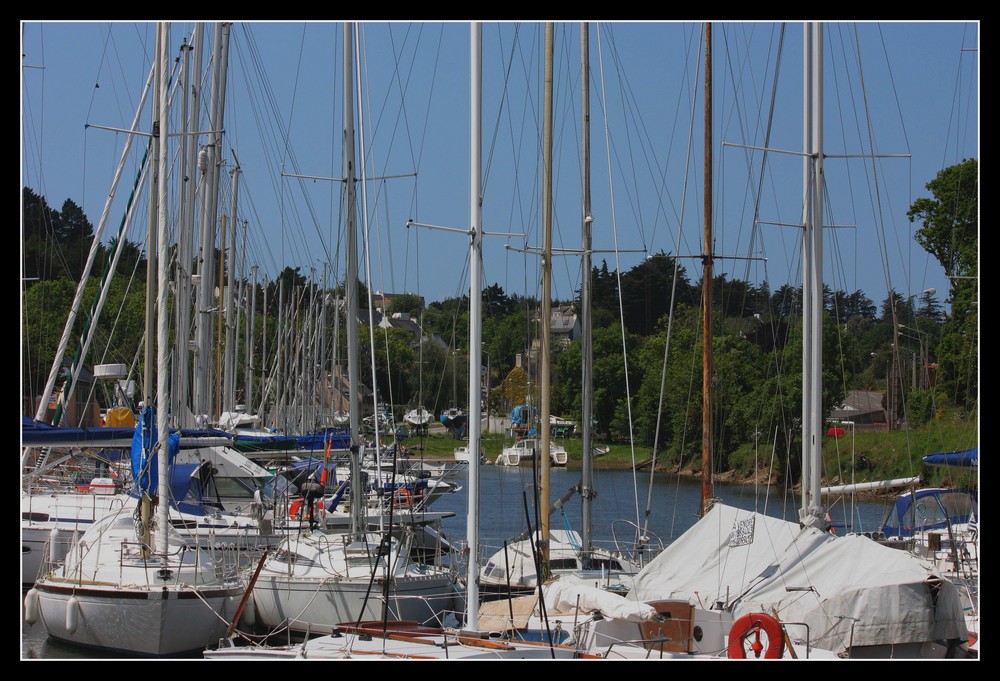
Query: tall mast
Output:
[[154, 21, 172, 561], [700, 22, 714, 516], [465, 20, 484, 632], [579, 22, 594, 555], [800, 22, 827, 529], [138, 21, 163, 559], [174, 24, 203, 427], [538, 21, 554, 577], [223, 164, 240, 414], [344, 22, 363, 537], [193, 23, 230, 422]]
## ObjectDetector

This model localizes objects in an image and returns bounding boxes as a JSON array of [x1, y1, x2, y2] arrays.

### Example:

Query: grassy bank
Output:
[[399, 416, 977, 492]]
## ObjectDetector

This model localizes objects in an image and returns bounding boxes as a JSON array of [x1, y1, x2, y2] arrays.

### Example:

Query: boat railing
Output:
[[778, 620, 815, 659], [601, 637, 678, 660], [609, 520, 665, 566]]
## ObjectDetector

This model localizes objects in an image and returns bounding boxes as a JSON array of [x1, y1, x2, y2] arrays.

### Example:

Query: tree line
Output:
[[22, 159, 977, 476]]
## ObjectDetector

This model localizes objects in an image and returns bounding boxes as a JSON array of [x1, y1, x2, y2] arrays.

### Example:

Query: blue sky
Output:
[[21, 21, 978, 313]]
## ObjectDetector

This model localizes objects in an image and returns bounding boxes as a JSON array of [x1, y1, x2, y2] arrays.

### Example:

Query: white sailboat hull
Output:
[[495, 439, 567, 467], [33, 580, 241, 656], [403, 407, 432, 426], [28, 510, 246, 656], [251, 572, 458, 635], [22, 492, 284, 587], [249, 530, 459, 635]]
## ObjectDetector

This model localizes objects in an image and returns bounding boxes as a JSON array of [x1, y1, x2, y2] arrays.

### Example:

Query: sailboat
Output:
[[26, 25, 244, 656], [478, 23, 657, 603], [494, 436, 568, 467], [20, 424, 286, 588], [404, 405, 432, 428], [205, 23, 600, 660], [612, 22, 969, 659], [233, 23, 459, 640], [824, 449, 979, 652]]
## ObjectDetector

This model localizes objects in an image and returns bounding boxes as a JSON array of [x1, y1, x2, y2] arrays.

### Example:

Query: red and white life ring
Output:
[[727, 612, 785, 659]]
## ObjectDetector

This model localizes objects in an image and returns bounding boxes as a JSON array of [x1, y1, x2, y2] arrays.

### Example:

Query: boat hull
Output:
[[495, 439, 567, 467], [251, 572, 458, 635], [33, 580, 242, 656]]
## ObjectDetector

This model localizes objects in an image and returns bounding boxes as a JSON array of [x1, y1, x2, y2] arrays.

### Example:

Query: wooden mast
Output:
[[700, 22, 714, 516]]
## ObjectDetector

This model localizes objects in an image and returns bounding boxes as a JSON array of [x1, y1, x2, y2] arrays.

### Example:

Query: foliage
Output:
[[904, 389, 935, 428], [907, 159, 978, 282], [22, 169, 976, 488], [387, 293, 424, 317], [907, 159, 979, 412], [498, 366, 531, 412], [22, 275, 147, 412]]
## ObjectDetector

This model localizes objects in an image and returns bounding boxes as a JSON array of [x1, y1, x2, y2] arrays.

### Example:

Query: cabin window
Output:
[[208, 476, 258, 500], [585, 557, 624, 572], [169, 518, 199, 530], [939, 492, 975, 521]]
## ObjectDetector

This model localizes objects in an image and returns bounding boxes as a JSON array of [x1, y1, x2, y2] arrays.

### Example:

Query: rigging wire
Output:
[[595, 25, 642, 535]]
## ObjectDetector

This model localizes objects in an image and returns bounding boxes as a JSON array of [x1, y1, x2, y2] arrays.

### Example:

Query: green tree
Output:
[[626, 305, 699, 455], [368, 325, 417, 409], [387, 293, 424, 317], [907, 159, 978, 411], [22, 278, 78, 405], [907, 159, 978, 282], [483, 283, 514, 317], [617, 252, 693, 335], [54, 198, 98, 282]]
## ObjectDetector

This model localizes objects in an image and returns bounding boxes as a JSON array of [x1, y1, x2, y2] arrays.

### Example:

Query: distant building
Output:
[[550, 304, 581, 344], [357, 308, 447, 353], [830, 390, 887, 427]]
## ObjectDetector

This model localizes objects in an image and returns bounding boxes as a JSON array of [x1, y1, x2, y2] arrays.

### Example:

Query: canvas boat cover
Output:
[[629, 503, 966, 652]]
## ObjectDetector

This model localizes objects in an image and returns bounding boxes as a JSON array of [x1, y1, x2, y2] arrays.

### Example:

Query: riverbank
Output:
[[402, 423, 976, 501]]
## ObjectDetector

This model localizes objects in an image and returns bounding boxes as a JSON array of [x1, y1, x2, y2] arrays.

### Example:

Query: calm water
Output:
[[430, 464, 891, 552], [21, 465, 893, 660]]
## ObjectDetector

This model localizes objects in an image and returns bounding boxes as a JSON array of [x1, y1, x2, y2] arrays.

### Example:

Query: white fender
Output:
[[23, 588, 39, 626], [240, 592, 256, 628], [65, 595, 80, 634], [49, 526, 66, 563]]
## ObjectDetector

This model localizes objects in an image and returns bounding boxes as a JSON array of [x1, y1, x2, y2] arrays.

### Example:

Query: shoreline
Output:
[[407, 453, 906, 502]]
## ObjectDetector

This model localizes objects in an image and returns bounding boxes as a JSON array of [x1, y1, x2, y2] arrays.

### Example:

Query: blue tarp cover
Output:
[[130, 407, 179, 496], [922, 447, 978, 469]]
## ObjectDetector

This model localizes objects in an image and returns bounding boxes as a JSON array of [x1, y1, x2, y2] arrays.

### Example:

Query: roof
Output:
[[830, 390, 885, 419]]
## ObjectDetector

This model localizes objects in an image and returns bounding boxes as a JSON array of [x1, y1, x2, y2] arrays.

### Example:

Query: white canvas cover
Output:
[[630, 503, 830, 607], [630, 503, 967, 653], [734, 532, 967, 650], [543, 581, 658, 622]]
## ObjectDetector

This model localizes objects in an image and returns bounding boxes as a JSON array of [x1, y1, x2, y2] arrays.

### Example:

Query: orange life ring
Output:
[[727, 613, 785, 659], [289, 498, 303, 518]]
